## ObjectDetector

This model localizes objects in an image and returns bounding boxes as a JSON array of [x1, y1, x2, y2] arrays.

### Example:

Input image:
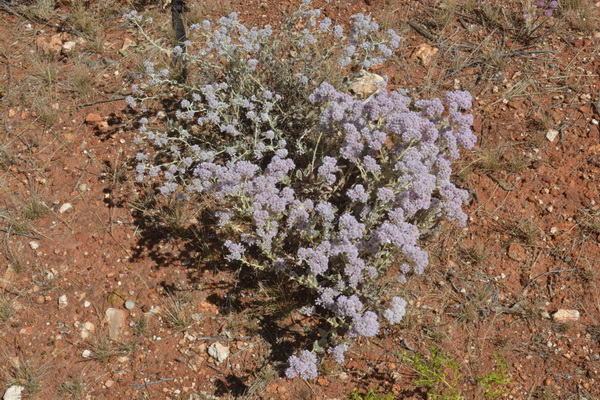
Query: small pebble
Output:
[[3, 385, 25, 400], [546, 129, 559, 142], [84, 301, 91, 308], [125, 299, 135, 310], [29, 241, 39, 250], [58, 295, 68, 309], [82, 349, 92, 358], [59, 203, 73, 213]]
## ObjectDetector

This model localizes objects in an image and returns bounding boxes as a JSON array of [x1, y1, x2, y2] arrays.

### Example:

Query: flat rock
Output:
[[121, 37, 135, 51], [507, 244, 526, 261], [61, 41, 76, 54], [553, 309, 580, 323], [36, 34, 62, 55], [347, 71, 385, 99], [0, 266, 16, 290], [413, 43, 438, 65], [81, 321, 95, 339], [85, 113, 102, 124], [546, 129, 559, 142], [59, 203, 73, 213], [3, 386, 25, 400], [105, 308, 127, 340], [58, 294, 68, 309], [207, 342, 230, 364]]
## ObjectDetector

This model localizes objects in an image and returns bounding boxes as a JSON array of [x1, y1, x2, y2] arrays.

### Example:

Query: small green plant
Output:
[[476, 353, 511, 399], [348, 387, 394, 400], [399, 346, 464, 400]]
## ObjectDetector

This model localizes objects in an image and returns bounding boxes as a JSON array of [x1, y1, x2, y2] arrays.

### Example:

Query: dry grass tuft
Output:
[[21, 190, 48, 221], [58, 377, 86, 398], [32, 0, 57, 20], [163, 292, 193, 329], [70, 1, 98, 35], [508, 217, 540, 245], [69, 62, 94, 97], [3, 356, 45, 396], [0, 295, 15, 322]]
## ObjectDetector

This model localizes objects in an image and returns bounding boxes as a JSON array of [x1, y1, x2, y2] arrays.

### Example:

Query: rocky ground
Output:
[[0, 0, 600, 399]]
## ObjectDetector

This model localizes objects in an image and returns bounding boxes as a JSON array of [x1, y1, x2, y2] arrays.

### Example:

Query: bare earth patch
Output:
[[0, 0, 599, 399]]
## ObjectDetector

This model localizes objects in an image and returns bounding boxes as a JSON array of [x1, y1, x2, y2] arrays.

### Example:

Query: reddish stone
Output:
[[85, 113, 102, 123]]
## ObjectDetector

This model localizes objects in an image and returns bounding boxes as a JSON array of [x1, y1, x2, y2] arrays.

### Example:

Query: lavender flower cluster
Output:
[[124, 0, 475, 379], [523, 0, 559, 20]]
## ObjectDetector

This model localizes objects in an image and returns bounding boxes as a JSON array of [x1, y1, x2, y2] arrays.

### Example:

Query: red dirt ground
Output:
[[0, 0, 599, 399]]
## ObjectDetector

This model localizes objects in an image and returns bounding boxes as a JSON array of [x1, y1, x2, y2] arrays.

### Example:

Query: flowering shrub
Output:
[[124, 0, 475, 378]]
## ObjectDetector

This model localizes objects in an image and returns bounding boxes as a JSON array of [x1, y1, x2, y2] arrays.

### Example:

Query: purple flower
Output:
[[347, 184, 368, 203], [316, 202, 336, 224], [316, 287, 338, 309], [334, 295, 363, 317], [350, 311, 379, 337], [376, 187, 395, 203], [285, 350, 318, 379], [333, 25, 344, 38], [387, 29, 401, 49], [297, 241, 330, 276], [125, 95, 137, 108], [445, 90, 472, 111], [224, 240, 245, 261], [383, 296, 407, 324], [338, 56, 352, 67], [299, 306, 314, 316], [328, 344, 349, 363], [344, 45, 356, 57], [318, 156, 339, 185], [338, 213, 365, 241], [362, 156, 380, 173], [319, 17, 332, 32]]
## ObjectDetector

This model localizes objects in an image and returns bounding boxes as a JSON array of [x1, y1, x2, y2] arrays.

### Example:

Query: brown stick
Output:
[[522, 267, 578, 293], [408, 21, 436, 42]]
